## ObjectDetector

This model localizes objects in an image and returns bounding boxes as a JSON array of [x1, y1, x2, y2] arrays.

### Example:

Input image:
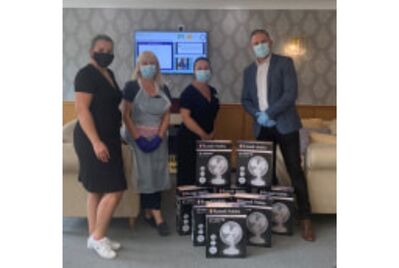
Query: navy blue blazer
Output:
[[241, 53, 302, 137]]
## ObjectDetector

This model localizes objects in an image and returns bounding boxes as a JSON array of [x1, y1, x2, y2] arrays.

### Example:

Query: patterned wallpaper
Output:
[[63, 9, 336, 105]]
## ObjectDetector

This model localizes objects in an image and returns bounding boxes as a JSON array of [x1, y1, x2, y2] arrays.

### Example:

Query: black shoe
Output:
[[144, 216, 156, 228], [156, 222, 171, 236]]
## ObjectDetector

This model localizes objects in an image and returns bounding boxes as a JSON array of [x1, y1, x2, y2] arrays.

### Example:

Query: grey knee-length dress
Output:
[[121, 80, 171, 193]]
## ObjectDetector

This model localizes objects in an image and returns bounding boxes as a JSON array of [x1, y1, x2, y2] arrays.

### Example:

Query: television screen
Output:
[[134, 31, 208, 74]]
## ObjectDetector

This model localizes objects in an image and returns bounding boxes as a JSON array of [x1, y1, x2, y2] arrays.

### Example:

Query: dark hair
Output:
[[250, 29, 271, 39], [193, 57, 211, 71], [90, 34, 113, 49]]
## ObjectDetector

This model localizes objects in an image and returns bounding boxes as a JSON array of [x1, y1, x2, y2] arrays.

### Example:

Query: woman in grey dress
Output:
[[121, 51, 171, 236]]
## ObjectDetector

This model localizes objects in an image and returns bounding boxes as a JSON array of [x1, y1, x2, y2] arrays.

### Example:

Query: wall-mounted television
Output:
[[134, 31, 208, 74]]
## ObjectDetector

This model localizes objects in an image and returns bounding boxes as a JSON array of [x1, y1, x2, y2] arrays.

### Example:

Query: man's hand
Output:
[[256, 111, 276, 127]]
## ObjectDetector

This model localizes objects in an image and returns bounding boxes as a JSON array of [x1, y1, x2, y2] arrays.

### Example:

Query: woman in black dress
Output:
[[176, 57, 220, 186], [73, 34, 126, 259]]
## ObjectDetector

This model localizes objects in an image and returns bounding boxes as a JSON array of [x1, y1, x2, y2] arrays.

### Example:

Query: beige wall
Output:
[[63, 9, 336, 105]]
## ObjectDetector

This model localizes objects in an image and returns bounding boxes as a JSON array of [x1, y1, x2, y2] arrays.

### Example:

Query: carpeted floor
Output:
[[63, 180, 336, 268]]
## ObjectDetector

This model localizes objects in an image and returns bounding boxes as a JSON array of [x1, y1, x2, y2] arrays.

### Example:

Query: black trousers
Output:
[[140, 192, 161, 210], [258, 126, 312, 219]]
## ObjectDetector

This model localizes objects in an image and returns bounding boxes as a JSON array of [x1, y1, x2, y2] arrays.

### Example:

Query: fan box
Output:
[[176, 185, 211, 197], [233, 193, 273, 247], [235, 140, 274, 189], [259, 185, 295, 198], [176, 196, 199, 235], [244, 205, 273, 247], [191, 201, 243, 246], [196, 140, 232, 187], [271, 196, 295, 235], [194, 193, 233, 205], [206, 214, 247, 258], [192, 205, 209, 246], [234, 193, 272, 206], [217, 186, 248, 195], [176, 186, 211, 235]]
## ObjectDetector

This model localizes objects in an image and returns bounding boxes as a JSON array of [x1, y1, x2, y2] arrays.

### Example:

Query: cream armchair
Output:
[[305, 142, 336, 213], [276, 118, 336, 214], [63, 119, 140, 227]]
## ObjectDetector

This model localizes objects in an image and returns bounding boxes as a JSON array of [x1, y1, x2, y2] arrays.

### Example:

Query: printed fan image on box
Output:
[[234, 193, 273, 247], [236, 141, 274, 189], [246, 206, 272, 247], [248, 212, 268, 243], [196, 141, 232, 187], [206, 214, 247, 258], [271, 196, 295, 235]]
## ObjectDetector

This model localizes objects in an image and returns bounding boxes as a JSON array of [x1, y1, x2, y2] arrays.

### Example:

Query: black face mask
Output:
[[93, 52, 114, 68]]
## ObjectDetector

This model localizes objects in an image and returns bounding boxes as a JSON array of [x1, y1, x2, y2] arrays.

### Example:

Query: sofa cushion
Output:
[[63, 119, 77, 143], [299, 127, 330, 155], [309, 131, 336, 144], [325, 119, 337, 135], [301, 118, 325, 129], [305, 143, 336, 169], [63, 143, 79, 172]]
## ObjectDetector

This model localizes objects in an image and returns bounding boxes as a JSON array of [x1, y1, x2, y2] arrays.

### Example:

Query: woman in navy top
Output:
[[176, 57, 220, 186]]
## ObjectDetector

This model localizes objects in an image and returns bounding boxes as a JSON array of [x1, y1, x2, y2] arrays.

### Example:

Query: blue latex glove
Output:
[[147, 135, 162, 152], [255, 111, 268, 126], [256, 111, 276, 128], [265, 119, 277, 127], [135, 136, 153, 153]]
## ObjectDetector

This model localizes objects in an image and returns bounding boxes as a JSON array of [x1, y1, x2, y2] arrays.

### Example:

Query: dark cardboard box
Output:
[[176, 186, 211, 235], [234, 192, 272, 206], [236, 141, 274, 189], [234, 193, 273, 247], [176, 196, 200, 235], [216, 186, 248, 195], [192, 205, 209, 246], [194, 193, 233, 205], [206, 214, 247, 258], [271, 196, 295, 235], [176, 185, 211, 197], [245, 205, 272, 247], [259, 185, 295, 197], [196, 140, 232, 187], [191, 196, 234, 246]]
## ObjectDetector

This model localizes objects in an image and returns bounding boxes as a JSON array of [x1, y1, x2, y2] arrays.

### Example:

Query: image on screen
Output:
[[134, 31, 208, 74]]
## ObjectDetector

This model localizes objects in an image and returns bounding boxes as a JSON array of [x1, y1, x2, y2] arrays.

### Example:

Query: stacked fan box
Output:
[[175, 140, 296, 258]]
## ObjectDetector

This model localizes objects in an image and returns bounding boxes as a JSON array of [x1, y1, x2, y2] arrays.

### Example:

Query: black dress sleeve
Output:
[[122, 80, 140, 102], [74, 68, 96, 94], [179, 86, 194, 110]]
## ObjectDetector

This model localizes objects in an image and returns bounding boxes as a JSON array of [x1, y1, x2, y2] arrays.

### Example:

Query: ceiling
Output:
[[63, 0, 336, 10]]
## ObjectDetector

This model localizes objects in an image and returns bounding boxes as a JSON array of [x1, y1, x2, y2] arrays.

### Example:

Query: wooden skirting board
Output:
[[63, 101, 336, 140]]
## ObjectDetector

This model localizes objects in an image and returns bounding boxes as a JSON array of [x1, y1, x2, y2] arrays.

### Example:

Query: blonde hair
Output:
[[132, 51, 164, 86]]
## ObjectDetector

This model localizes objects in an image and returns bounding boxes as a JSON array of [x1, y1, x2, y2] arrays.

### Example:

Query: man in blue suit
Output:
[[241, 29, 315, 241]]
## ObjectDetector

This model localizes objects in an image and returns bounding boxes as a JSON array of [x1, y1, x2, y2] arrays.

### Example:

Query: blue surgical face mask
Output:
[[195, 70, 211, 83], [253, 42, 270, 59], [140, 64, 157, 79]]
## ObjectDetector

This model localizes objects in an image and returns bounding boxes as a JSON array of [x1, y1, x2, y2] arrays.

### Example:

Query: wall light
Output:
[[284, 37, 306, 57]]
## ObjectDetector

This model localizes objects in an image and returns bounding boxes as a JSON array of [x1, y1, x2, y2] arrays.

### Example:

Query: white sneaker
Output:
[[88, 236, 121, 251], [103, 237, 122, 251], [87, 236, 117, 259]]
